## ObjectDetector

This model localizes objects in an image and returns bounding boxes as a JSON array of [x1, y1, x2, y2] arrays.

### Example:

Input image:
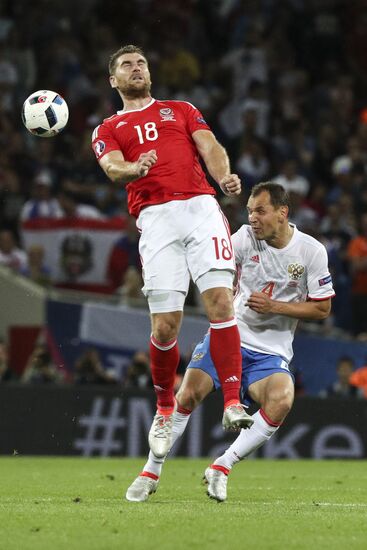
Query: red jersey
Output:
[[92, 98, 216, 217]]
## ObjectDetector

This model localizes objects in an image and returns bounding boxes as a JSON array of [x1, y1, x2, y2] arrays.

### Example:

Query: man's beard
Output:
[[120, 80, 151, 99]]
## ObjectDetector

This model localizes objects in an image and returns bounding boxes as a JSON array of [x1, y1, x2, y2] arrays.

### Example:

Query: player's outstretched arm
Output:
[[192, 130, 241, 196], [246, 292, 332, 320], [99, 149, 157, 184]]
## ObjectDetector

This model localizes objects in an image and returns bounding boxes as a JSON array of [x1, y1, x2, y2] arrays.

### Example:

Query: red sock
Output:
[[150, 335, 180, 412], [210, 464, 230, 476], [176, 403, 192, 415], [259, 408, 282, 427], [140, 471, 159, 481], [210, 318, 241, 408]]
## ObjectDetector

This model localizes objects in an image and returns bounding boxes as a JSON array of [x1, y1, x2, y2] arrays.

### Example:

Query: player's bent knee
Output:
[[151, 312, 182, 342], [275, 397, 293, 419], [263, 400, 292, 424], [282, 385, 295, 410], [279, 395, 293, 417], [265, 386, 294, 420], [152, 321, 179, 343], [207, 293, 233, 319]]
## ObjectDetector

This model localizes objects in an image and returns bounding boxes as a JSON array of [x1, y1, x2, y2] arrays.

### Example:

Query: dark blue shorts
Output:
[[187, 333, 294, 406]]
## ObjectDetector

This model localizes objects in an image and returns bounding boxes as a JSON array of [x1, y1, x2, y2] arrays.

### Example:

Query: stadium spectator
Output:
[[221, 25, 268, 100], [21, 343, 64, 384], [288, 191, 318, 235], [20, 170, 62, 221], [170, 64, 216, 120], [239, 80, 270, 140], [235, 136, 269, 190], [327, 156, 354, 205], [273, 159, 310, 198], [319, 356, 363, 398], [157, 40, 200, 94], [0, 228, 27, 273], [58, 135, 124, 216], [26, 140, 61, 188], [312, 123, 341, 187], [319, 202, 355, 240], [57, 188, 104, 219], [124, 350, 152, 388], [74, 347, 118, 385], [116, 266, 145, 306], [349, 363, 367, 398], [106, 215, 141, 291], [346, 212, 367, 337], [20, 244, 51, 288]]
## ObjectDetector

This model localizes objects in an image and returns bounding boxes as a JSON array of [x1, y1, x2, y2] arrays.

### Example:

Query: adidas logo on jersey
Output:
[[250, 255, 260, 263], [116, 121, 128, 128], [224, 376, 239, 383]]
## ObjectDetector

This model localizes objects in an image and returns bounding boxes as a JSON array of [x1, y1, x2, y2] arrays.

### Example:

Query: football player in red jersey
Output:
[[92, 45, 253, 458]]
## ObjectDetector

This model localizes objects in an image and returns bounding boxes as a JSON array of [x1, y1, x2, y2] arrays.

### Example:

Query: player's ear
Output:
[[280, 205, 288, 220], [109, 75, 117, 89]]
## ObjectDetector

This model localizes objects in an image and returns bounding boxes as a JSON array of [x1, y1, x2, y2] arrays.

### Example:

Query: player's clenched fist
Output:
[[136, 149, 157, 177], [219, 174, 241, 196]]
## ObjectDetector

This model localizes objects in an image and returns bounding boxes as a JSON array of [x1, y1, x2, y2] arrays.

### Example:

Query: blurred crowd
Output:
[[0, 338, 187, 390], [1, 337, 367, 400], [1, 0, 367, 339]]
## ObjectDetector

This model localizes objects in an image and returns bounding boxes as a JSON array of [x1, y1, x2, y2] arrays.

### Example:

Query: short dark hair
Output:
[[109, 45, 146, 75], [250, 181, 290, 209], [338, 356, 354, 366]]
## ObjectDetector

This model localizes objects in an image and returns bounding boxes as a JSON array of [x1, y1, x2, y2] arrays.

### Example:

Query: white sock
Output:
[[142, 410, 191, 477], [142, 450, 165, 477], [171, 410, 191, 447], [214, 409, 280, 471]]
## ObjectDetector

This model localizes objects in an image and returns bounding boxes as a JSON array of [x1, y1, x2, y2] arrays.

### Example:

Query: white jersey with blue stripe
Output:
[[232, 224, 335, 362]]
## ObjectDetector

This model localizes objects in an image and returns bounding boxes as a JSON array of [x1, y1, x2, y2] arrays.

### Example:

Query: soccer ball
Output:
[[21, 90, 69, 137]]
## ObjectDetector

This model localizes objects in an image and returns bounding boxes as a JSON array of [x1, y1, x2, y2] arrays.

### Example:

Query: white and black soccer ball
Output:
[[21, 90, 69, 137]]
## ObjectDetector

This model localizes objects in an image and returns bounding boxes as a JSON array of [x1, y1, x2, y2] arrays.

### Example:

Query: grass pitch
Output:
[[0, 458, 366, 550]]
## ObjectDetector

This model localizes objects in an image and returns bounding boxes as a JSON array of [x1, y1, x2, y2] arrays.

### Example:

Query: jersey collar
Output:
[[117, 98, 156, 115]]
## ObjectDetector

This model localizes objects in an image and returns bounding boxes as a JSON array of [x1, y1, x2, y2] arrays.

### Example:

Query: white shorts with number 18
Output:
[[136, 195, 235, 296]]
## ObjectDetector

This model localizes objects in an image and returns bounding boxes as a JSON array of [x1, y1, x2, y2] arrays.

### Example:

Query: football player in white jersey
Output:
[[126, 181, 335, 502]]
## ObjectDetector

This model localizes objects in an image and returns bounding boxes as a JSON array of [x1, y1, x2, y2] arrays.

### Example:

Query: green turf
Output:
[[0, 458, 366, 550]]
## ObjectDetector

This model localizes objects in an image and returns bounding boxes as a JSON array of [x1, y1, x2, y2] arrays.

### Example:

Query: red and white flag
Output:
[[21, 217, 127, 292]]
